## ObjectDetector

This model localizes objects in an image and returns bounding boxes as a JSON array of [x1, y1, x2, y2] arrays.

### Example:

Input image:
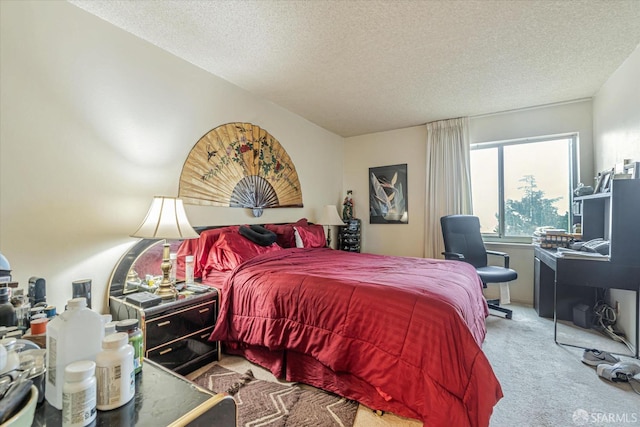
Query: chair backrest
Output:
[[440, 215, 488, 268]]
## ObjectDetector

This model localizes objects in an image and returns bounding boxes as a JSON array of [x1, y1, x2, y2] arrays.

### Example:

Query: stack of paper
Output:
[[556, 247, 610, 261]]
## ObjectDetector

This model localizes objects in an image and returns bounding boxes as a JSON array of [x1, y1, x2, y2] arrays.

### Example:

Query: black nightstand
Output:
[[338, 218, 361, 252], [109, 289, 219, 375]]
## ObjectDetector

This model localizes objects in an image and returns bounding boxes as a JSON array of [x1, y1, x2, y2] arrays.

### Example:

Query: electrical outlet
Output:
[[615, 301, 620, 314]]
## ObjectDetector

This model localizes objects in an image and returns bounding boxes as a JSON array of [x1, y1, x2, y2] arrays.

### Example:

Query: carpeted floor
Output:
[[188, 304, 640, 426], [484, 305, 639, 427]]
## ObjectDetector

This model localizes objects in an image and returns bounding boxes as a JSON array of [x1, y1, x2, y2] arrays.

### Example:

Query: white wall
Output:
[[344, 100, 594, 305], [343, 126, 426, 257], [593, 44, 640, 346], [0, 1, 344, 314]]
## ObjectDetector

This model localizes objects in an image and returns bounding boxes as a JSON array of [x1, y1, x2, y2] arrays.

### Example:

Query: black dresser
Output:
[[109, 290, 218, 375], [338, 218, 361, 252]]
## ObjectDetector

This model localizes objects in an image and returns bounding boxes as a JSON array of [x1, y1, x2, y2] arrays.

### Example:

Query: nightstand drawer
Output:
[[146, 300, 216, 349], [146, 327, 217, 374]]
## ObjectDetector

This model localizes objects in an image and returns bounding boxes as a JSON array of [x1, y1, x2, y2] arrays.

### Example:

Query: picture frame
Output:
[[369, 164, 408, 224], [601, 170, 613, 192], [593, 173, 605, 193], [595, 169, 613, 193]]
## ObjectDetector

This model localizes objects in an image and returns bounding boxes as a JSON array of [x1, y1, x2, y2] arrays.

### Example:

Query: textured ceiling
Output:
[[69, 0, 640, 137]]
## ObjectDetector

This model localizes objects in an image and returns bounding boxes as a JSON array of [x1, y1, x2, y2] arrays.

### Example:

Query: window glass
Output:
[[470, 136, 575, 240]]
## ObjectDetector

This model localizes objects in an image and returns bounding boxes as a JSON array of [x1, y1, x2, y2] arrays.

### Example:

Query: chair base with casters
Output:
[[440, 215, 518, 320], [486, 298, 513, 319]]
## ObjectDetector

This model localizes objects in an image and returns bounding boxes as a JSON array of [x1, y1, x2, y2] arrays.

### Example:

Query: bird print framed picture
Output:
[[369, 163, 408, 224]]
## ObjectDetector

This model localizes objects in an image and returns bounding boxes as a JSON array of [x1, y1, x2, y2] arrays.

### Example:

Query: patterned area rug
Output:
[[192, 365, 358, 427]]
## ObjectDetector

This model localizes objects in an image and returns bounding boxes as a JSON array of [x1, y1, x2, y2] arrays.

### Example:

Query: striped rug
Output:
[[192, 365, 358, 427]]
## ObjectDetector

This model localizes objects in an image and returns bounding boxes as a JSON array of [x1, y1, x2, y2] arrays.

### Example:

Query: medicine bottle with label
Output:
[[116, 318, 143, 374], [95, 332, 135, 411], [185, 255, 195, 285], [63, 360, 97, 427]]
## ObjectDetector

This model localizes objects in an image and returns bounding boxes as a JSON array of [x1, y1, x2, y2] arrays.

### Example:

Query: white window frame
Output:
[[470, 133, 579, 243]]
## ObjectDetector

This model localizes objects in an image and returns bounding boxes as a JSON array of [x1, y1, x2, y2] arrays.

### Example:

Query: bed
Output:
[[177, 220, 502, 427]]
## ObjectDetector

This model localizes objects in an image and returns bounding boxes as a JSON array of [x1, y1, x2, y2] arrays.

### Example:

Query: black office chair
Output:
[[440, 215, 518, 319]]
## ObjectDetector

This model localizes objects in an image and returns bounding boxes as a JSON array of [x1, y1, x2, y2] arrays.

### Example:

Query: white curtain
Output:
[[424, 117, 473, 259]]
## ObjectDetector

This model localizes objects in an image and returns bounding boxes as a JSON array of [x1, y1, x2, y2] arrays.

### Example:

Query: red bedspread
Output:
[[209, 248, 502, 426]]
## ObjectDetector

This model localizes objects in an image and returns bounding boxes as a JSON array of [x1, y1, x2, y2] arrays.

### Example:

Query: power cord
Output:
[[592, 300, 634, 354]]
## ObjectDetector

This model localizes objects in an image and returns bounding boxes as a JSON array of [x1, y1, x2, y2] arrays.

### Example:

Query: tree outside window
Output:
[[470, 135, 577, 240]]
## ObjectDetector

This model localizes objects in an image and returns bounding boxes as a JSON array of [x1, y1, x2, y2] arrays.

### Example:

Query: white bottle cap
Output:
[[104, 321, 118, 335], [186, 255, 194, 262], [67, 298, 87, 309], [102, 332, 129, 349], [65, 360, 96, 382]]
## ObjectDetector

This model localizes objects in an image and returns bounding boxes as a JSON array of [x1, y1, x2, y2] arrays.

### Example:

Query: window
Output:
[[470, 134, 577, 241]]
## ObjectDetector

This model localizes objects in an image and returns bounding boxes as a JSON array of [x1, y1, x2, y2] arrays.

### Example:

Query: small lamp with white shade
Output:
[[130, 196, 199, 300], [317, 205, 345, 248]]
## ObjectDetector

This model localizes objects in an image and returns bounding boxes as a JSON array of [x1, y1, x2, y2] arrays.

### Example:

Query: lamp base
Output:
[[155, 242, 177, 300], [155, 278, 178, 300], [326, 225, 334, 248]]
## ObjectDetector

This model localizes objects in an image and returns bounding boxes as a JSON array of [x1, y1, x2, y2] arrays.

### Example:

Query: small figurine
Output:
[[342, 190, 354, 220]]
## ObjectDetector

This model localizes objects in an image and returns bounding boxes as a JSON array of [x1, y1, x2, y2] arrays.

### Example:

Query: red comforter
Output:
[[209, 248, 502, 426]]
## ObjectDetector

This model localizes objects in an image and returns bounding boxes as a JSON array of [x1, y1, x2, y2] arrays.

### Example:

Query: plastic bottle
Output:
[[115, 319, 143, 374], [185, 255, 194, 285], [0, 287, 16, 327], [45, 297, 104, 410], [169, 252, 177, 283], [95, 332, 134, 411], [62, 360, 97, 427], [104, 321, 118, 336]]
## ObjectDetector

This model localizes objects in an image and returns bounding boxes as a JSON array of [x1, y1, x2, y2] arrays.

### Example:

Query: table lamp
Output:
[[317, 205, 345, 248], [130, 196, 199, 300]]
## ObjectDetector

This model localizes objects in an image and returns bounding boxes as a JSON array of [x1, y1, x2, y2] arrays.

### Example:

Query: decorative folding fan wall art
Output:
[[178, 123, 303, 217]]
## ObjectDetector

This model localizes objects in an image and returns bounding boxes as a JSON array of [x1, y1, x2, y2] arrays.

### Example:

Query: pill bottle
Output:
[[169, 252, 177, 283], [96, 332, 134, 411], [116, 319, 143, 374], [30, 317, 48, 335], [185, 255, 195, 285], [46, 297, 103, 410], [62, 360, 97, 427]]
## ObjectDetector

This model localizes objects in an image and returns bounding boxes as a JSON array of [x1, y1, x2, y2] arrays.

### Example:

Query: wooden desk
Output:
[[33, 359, 237, 426], [534, 246, 640, 358]]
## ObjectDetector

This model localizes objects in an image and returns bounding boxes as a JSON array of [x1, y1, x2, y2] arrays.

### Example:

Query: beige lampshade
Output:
[[131, 196, 199, 239], [317, 205, 345, 226]]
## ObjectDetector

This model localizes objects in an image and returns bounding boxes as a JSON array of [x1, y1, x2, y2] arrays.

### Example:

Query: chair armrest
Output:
[[442, 251, 465, 261], [486, 250, 510, 268]]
